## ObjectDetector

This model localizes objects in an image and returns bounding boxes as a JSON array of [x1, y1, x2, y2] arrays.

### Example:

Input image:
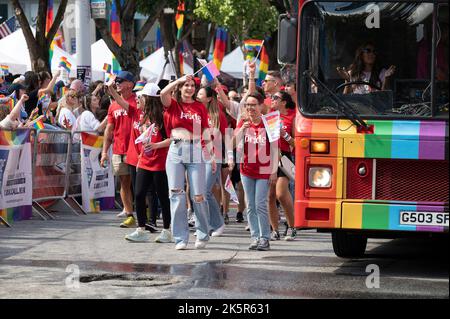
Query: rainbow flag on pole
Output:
[[175, 0, 185, 40], [81, 132, 104, 149], [111, 0, 122, 74], [244, 39, 263, 60], [1, 64, 9, 75], [59, 57, 72, 72], [103, 63, 112, 74], [134, 80, 146, 91], [213, 28, 227, 70], [33, 119, 45, 131], [257, 45, 269, 86]]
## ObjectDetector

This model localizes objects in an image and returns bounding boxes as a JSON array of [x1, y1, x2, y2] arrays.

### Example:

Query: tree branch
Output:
[[11, 0, 36, 44], [136, 1, 167, 45], [94, 19, 122, 57]]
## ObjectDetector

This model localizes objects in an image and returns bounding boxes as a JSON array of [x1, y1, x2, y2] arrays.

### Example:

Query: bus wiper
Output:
[[303, 70, 369, 130]]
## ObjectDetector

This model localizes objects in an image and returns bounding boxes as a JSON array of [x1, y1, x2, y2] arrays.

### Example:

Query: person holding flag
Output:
[[123, 83, 173, 244]]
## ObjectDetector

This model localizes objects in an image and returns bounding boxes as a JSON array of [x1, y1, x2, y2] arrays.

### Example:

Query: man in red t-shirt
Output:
[[101, 71, 136, 224]]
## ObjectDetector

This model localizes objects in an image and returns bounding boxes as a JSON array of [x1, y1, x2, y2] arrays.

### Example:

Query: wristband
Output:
[[283, 132, 292, 142]]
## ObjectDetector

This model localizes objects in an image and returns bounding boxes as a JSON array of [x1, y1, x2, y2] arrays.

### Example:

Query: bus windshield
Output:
[[299, 1, 449, 119]]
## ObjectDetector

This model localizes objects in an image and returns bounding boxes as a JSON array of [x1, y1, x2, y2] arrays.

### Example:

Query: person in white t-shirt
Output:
[[76, 93, 108, 133], [336, 42, 396, 94]]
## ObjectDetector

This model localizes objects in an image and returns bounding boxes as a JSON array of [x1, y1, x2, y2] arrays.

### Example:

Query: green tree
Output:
[[11, 0, 69, 73]]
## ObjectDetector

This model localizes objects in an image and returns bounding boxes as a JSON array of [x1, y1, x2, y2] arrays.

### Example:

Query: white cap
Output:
[[136, 83, 161, 97]]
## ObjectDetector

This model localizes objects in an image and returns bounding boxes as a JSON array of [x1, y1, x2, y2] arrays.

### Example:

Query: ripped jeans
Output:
[[166, 140, 210, 245]]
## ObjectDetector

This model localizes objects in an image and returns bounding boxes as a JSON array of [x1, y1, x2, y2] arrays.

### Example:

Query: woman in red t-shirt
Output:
[[160, 75, 217, 250], [230, 93, 278, 251], [268, 91, 297, 241], [197, 86, 228, 237], [122, 83, 173, 243]]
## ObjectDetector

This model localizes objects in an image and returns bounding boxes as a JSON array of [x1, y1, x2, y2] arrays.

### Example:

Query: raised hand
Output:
[[385, 65, 396, 78], [336, 67, 350, 82]]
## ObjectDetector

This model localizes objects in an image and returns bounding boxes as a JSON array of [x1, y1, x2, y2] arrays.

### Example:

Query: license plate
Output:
[[400, 211, 449, 227]]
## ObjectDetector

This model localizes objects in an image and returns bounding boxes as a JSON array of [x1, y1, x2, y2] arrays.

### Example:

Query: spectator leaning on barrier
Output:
[[75, 92, 108, 134], [56, 89, 78, 130], [100, 71, 135, 224]]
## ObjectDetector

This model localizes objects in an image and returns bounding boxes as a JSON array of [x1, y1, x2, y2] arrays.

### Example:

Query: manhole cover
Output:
[[79, 273, 179, 287]]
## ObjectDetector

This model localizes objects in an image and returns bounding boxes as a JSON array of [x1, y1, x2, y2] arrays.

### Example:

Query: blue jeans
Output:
[[240, 174, 270, 241], [205, 162, 224, 232], [166, 141, 210, 244]]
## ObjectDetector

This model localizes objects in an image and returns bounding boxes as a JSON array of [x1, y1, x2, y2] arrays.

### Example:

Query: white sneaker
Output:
[[211, 224, 225, 237], [116, 210, 127, 218], [175, 242, 187, 250], [125, 228, 150, 242], [195, 240, 207, 249], [155, 229, 173, 243]]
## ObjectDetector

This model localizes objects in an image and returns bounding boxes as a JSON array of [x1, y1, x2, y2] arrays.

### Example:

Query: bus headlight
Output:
[[308, 167, 332, 188]]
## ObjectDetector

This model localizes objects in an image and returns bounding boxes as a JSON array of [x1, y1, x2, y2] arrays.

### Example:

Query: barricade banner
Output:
[[33, 130, 71, 202], [80, 132, 114, 212], [0, 129, 32, 223]]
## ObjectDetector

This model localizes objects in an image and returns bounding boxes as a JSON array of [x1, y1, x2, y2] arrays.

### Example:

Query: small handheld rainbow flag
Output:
[[1, 65, 9, 75], [134, 81, 146, 91], [33, 119, 45, 131], [59, 57, 72, 72], [37, 94, 46, 106], [200, 61, 220, 82], [103, 63, 112, 74], [8, 94, 17, 111], [244, 39, 264, 60]]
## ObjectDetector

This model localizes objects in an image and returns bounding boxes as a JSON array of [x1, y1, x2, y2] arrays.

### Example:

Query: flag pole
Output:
[[252, 40, 265, 63]]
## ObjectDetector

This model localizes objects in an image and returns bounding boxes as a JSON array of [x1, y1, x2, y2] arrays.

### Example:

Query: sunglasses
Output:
[[362, 48, 377, 54], [271, 95, 282, 101], [245, 103, 258, 108], [115, 78, 125, 84]]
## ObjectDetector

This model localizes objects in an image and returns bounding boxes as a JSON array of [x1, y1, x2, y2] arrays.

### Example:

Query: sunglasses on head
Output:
[[271, 95, 282, 101], [362, 48, 377, 54]]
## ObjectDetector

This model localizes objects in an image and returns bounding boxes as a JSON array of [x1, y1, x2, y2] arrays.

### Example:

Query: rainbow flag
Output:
[[257, 45, 269, 86], [244, 39, 264, 60], [33, 119, 45, 131], [8, 93, 16, 111], [179, 42, 185, 75], [37, 94, 46, 106], [59, 57, 71, 72], [110, 0, 122, 46], [201, 61, 220, 82], [213, 28, 227, 70], [134, 80, 146, 91], [1, 64, 9, 75], [175, 0, 185, 40], [103, 63, 112, 73], [156, 25, 163, 49], [0, 130, 30, 146], [46, 0, 54, 64], [81, 132, 103, 149]]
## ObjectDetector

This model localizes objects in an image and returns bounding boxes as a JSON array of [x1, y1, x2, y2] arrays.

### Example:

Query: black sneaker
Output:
[[270, 230, 280, 241], [223, 213, 229, 225], [257, 238, 270, 251], [145, 223, 158, 233], [236, 212, 244, 223], [249, 239, 259, 250]]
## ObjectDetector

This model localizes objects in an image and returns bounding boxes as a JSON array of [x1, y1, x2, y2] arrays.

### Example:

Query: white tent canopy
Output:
[[0, 50, 27, 74], [139, 47, 193, 82], [221, 47, 245, 79], [0, 28, 77, 77]]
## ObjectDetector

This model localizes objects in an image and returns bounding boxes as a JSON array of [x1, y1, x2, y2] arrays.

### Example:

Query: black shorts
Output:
[[277, 152, 293, 178], [231, 164, 241, 185]]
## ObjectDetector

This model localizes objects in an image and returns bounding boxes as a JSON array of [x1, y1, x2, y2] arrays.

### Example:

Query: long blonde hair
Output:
[[203, 87, 220, 129]]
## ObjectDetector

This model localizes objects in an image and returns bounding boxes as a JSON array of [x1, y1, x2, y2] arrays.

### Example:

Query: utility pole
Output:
[[75, 0, 92, 86]]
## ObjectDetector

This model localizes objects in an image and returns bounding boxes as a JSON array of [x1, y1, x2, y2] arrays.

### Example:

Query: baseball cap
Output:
[[116, 71, 136, 84], [136, 83, 161, 97]]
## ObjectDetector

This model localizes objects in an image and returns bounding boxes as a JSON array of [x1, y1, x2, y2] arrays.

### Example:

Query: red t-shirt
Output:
[[164, 99, 210, 139], [137, 118, 169, 172], [279, 108, 296, 153], [107, 94, 136, 155], [125, 103, 142, 167], [237, 120, 273, 180]]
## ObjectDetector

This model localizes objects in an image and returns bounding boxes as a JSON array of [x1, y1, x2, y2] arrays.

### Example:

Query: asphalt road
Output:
[[0, 210, 448, 299]]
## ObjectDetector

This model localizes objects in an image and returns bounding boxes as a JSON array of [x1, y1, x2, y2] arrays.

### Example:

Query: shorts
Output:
[[112, 154, 130, 176], [278, 152, 293, 178]]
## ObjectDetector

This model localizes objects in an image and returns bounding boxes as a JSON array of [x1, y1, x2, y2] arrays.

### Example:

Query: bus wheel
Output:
[[332, 231, 367, 258]]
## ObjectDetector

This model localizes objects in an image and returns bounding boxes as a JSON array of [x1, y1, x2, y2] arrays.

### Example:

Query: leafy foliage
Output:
[[194, 0, 278, 44]]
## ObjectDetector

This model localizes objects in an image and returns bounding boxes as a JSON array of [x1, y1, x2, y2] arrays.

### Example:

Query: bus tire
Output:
[[332, 231, 367, 258]]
